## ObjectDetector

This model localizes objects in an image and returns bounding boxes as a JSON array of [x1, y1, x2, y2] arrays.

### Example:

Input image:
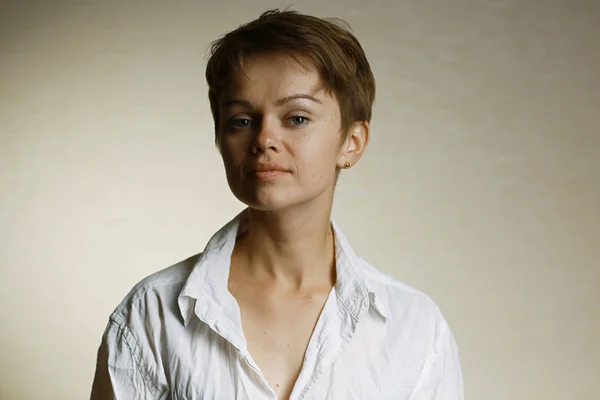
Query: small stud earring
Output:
[[344, 162, 351, 168]]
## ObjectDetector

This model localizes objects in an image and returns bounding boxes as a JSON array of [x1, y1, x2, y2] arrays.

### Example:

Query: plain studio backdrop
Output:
[[1, 0, 599, 399]]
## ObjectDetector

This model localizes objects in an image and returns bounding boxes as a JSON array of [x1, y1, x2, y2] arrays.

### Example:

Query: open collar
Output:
[[178, 209, 387, 340]]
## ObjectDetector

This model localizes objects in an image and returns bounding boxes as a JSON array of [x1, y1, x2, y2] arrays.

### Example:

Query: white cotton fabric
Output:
[[91, 210, 464, 400]]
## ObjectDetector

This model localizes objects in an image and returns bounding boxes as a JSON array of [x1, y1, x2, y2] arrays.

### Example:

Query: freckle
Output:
[[264, 330, 267, 334], [287, 343, 290, 348], [309, 296, 313, 300], [276, 384, 280, 388]]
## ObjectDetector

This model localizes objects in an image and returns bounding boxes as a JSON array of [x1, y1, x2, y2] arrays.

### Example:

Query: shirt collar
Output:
[[178, 209, 387, 331]]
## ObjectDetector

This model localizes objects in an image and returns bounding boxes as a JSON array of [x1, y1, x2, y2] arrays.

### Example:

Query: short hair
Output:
[[205, 9, 376, 146]]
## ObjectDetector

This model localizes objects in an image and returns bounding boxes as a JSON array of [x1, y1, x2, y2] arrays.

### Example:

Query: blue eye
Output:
[[289, 115, 310, 126]]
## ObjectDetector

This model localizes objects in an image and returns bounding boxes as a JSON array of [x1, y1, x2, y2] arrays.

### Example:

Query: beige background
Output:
[[1, 0, 599, 399]]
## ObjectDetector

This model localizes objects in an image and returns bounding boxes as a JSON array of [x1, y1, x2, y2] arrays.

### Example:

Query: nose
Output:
[[251, 118, 281, 155]]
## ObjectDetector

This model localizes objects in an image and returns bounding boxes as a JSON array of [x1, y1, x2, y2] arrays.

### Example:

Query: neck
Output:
[[233, 202, 336, 290]]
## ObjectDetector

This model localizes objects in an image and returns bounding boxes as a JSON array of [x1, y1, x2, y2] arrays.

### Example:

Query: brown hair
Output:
[[205, 9, 376, 145]]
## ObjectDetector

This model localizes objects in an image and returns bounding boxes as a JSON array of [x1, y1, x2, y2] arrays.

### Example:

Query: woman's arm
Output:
[[409, 319, 464, 400], [90, 319, 167, 400]]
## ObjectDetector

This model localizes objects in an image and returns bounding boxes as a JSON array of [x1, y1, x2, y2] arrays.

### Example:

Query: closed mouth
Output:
[[249, 163, 289, 173]]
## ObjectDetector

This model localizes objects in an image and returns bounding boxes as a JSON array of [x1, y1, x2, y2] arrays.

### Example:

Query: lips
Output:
[[250, 162, 289, 173], [247, 162, 290, 180]]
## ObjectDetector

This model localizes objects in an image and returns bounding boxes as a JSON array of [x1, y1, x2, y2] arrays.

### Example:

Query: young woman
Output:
[[91, 9, 464, 400]]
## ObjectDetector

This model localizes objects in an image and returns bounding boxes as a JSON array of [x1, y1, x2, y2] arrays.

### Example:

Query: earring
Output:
[[344, 162, 351, 168]]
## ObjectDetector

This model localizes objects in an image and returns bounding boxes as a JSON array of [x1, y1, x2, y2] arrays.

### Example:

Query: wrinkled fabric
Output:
[[91, 210, 464, 400]]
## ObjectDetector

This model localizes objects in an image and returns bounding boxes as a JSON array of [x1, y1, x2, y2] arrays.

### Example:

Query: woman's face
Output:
[[217, 54, 362, 212]]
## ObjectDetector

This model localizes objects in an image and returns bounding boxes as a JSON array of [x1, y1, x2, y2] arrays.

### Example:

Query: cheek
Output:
[[219, 147, 242, 181], [220, 138, 245, 163], [294, 135, 339, 181]]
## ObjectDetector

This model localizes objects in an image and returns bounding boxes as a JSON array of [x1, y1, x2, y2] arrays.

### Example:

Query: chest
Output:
[[230, 284, 331, 399], [167, 310, 422, 400]]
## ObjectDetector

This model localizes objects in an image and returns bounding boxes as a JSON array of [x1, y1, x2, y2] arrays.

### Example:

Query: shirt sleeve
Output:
[[409, 319, 465, 400], [90, 318, 167, 400]]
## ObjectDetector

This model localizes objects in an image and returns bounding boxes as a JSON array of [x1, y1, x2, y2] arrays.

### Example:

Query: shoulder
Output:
[[108, 253, 202, 325], [95, 256, 202, 395], [356, 256, 449, 327], [356, 257, 461, 370]]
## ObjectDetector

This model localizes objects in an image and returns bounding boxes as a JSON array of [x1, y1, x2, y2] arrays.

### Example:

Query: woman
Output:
[[91, 9, 463, 400]]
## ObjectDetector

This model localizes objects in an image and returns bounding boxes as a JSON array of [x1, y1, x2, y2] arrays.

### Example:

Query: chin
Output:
[[231, 187, 306, 212], [236, 195, 291, 212], [228, 176, 335, 213]]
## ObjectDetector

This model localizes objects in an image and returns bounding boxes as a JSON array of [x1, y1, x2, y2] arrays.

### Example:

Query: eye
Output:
[[288, 115, 310, 126], [230, 118, 253, 128]]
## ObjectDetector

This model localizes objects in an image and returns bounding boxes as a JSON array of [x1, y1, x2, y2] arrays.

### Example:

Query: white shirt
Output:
[[91, 210, 464, 400]]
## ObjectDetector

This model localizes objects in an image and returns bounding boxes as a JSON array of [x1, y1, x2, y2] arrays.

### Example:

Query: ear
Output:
[[337, 121, 370, 169]]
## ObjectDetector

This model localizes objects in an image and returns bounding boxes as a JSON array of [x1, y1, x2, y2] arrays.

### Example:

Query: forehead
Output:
[[222, 54, 328, 100]]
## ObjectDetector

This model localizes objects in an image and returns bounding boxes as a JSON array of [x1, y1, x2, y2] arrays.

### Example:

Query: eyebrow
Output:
[[221, 93, 323, 109]]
